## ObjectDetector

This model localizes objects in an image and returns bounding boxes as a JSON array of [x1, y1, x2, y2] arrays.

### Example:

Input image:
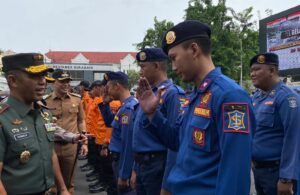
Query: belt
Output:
[[54, 141, 69, 145], [134, 151, 167, 164], [253, 160, 280, 169], [110, 152, 120, 161]]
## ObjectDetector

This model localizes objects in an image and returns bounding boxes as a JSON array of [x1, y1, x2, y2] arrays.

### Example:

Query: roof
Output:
[[45, 51, 137, 64]]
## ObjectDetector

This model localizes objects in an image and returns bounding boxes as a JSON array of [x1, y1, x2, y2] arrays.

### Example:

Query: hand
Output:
[[103, 86, 113, 104], [73, 134, 87, 144], [80, 144, 88, 156], [130, 170, 137, 190], [118, 178, 129, 190], [100, 147, 108, 157], [60, 188, 71, 195], [136, 77, 163, 116], [277, 180, 293, 195]]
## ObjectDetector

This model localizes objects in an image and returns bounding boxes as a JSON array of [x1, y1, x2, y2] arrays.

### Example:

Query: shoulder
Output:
[[43, 93, 52, 100], [276, 84, 299, 104], [125, 97, 139, 110], [0, 103, 10, 115], [70, 93, 81, 98]]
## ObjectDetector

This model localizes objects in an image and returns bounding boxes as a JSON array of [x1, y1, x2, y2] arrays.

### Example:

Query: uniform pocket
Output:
[[188, 117, 211, 152], [69, 106, 79, 113], [258, 106, 275, 127]]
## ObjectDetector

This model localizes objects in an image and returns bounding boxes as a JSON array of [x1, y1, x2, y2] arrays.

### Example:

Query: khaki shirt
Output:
[[0, 96, 55, 194], [45, 92, 86, 134]]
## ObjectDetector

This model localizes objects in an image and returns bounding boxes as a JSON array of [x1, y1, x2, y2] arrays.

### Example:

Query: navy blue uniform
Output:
[[144, 68, 255, 195], [252, 81, 300, 194], [133, 79, 184, 195]]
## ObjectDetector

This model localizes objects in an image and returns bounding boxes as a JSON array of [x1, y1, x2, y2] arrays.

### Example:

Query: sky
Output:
[[0, 0, 299, 53]]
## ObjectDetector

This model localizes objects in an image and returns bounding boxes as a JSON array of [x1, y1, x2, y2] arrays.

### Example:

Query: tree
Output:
[[127, 70, 140, 89]]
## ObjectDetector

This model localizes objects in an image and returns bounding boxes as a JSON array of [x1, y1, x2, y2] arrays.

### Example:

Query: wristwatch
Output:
[[279, 178, 293, 184]]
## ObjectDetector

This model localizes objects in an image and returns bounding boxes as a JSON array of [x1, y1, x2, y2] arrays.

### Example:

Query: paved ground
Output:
[[74, 159, 106, 195], [74, 159, 256, 195]]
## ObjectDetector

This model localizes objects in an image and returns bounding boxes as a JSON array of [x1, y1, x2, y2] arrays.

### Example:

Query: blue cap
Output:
[[250, 53, 279, 67], [104, 71, 128, 83], [162, 20, 211, 54], [136, 48, 169, 62]]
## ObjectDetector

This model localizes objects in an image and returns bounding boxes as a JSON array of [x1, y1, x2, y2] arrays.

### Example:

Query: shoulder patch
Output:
[[288, 96, 298, 108], [222, 103, 250, 134], [0, 104, 9, 114], [70, 93, 81, 98], [43, 93, 52, 100]]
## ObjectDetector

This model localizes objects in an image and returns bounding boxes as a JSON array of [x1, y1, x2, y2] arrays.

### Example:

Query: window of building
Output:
[[69, 70, 84, 81]]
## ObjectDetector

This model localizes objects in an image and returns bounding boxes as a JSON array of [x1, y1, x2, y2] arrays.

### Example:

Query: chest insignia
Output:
[[20, 150, 31, 164], [12, 119, 23, 125], [193, 128, 205, 146], [121, 115, 129, 125], [193, 107, 211, 118]]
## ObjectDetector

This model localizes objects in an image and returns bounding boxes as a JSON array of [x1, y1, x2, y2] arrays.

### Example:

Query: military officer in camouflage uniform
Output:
[[0, 53, 71, 195]]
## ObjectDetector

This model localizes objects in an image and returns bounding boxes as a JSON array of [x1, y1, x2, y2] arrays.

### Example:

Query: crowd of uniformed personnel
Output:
[[0, 20, 300, 195]]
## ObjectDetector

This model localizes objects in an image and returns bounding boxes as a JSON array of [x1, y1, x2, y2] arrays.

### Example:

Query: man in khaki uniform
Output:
[[45, 69, 88, 194]]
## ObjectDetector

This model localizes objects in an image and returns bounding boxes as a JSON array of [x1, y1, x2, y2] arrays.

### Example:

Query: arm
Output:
[[278, 93, 300, 180], [119, 110, 135, 181], [215, 90, 253, 195], [98, 103, 115, 127], [51, 150, 70, 195], [77, 101, 88, 154], [54, 126, 87, 144], [0, 163, 7, 195]]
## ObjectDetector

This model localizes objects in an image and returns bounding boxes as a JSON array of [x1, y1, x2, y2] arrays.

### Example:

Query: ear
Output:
[[190, 42, 202, 58], [153, 62, 159, 70], [6, 74, 18, 88]]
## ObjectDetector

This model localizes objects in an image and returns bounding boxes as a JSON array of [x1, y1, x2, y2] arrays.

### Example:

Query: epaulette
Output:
[[43, 93, 52, 100], [174, 84, 185, 95], [70, 93, 81, 98], [0, 103, 9, 114]]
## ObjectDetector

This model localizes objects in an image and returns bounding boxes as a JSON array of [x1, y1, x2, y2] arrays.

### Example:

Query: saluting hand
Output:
[[136, 77, 163, 118], [103, 85, 113, 104]]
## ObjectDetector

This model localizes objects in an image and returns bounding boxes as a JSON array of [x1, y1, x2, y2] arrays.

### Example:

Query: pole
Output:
[[240, 39, 243, 87]]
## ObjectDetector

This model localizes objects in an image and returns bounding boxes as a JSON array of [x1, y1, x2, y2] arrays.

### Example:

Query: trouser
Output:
[[96, 145, 117, 195], [87, 137, 97, 166], [161, 150, 177, 194], [253, 161, 297, 195], [53, 143, 78, 195], [135, 152, 166, 195], [111, 152, 136, 195]]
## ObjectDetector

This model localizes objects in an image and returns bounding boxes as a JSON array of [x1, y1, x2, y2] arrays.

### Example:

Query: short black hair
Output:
[[181, 37, 211, 56], [109, 79, 130, 89]]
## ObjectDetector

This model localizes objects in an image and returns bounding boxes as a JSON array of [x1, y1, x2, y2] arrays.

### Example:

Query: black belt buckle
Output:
[[134, 151, 166, 164]]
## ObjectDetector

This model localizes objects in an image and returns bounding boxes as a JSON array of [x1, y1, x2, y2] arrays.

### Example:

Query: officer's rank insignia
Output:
[[193, 107, 211, 118], [193, 128, 205, 146], [257, 55, 265, 63], [139, 52, 147, 61], [114, 115, 119, 121], [288, 96, 297, 108], [199, 79, 212, 91], [20, 150, 31, 164], [121, 115, 129, 125], [200, 92, 212, 106], [12, 119, 23, 125], [223, 103, 249, 133], [166, 31, 176, 44], [11, 128, 20, 133], [41, 111, 50, 121]]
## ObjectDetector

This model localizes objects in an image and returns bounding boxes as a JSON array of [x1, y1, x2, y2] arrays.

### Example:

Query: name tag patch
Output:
[[14, 132, 30, 141], [193, 107, 211, 118], [223, 103, 250, 134]]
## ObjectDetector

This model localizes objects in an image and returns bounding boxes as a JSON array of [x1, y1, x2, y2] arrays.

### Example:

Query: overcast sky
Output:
[[0, 0, 299, 53]]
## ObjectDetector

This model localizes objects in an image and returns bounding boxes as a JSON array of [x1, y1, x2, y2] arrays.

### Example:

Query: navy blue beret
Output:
[[162, 20, 211, 54], [105, 71, 128, 83], [250, 53, 279, 67], [136, 48, 169, 62]]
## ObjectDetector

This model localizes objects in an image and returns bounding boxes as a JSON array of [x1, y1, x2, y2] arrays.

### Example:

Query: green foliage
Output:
[[127, 70, 140, 89], [136, 0, 259, 87]]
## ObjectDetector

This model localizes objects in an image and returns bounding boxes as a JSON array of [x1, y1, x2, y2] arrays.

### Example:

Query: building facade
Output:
[[45, 51, 138, 82]]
